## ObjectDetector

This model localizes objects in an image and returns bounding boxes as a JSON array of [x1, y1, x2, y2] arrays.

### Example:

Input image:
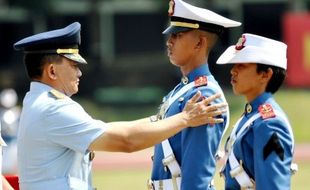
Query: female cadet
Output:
[[216, 33, 295, 190]]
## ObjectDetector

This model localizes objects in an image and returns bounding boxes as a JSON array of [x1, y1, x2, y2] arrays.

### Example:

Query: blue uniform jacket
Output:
[[151, 64, 229, 190], [223, 92, 294, 190]]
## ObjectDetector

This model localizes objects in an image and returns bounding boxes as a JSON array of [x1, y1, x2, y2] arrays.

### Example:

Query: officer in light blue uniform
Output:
[[14, 22, 107, 190], [14, 21, 229, 190], [217, 33, 295, 189], [149, 1, 241, 190]]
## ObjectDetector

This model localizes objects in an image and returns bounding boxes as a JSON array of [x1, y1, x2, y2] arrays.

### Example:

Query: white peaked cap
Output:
[[163, 0, 241, 34], [216, 33, 288, 70]]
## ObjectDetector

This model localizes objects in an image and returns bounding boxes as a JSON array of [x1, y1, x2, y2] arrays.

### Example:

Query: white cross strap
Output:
[[228, 109, 294, 189]]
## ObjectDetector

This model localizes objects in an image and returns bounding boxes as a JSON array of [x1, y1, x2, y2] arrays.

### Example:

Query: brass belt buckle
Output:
[[147, 179, 154, 190]]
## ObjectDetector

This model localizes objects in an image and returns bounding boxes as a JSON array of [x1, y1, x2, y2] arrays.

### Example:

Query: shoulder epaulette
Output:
[[49, 89, 66, 99], [258, 104, 275, 120], [194, 76, 208, 87]]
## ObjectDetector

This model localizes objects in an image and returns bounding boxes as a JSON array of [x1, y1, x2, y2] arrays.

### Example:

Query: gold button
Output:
[[181, 76, 188, 84], [246, 104, 252, 113], [89, 151, 95, 161]]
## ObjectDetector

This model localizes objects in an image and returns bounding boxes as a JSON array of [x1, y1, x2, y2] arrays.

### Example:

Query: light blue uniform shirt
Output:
[[17, 82, 107, 190]]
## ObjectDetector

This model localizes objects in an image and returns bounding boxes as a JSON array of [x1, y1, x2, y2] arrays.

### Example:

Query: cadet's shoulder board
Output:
[[49, 89, 66, 99], [194, 76, 208, 87], [259, 104, 275, 119]]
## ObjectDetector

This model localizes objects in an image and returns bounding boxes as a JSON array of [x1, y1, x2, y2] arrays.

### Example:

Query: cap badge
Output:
[[235, 35, 246, 50], [194, 76, 208, 87], [259, 104, 276, 119], [168, 0, 175, 16]]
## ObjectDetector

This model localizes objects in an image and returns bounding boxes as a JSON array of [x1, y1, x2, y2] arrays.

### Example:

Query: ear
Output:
[[261, 68, 273, 83], [195, 35, 206, 50], [46, 64, 57, 80]]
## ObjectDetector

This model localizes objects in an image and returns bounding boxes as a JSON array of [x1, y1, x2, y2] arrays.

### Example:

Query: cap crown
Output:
[[163, 0, 241, 34], [14, 22, 81, 52], [172, 0, 241, 28], [217, 33, 287, 70], [13, 22, 87, 64]]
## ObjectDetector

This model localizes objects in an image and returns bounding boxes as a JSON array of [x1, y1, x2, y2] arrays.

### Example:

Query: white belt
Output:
[[147, 177, 181, 190], [228, 152, 255, 190]]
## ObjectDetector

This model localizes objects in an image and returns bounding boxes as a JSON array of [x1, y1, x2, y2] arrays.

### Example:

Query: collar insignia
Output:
[[194, 76, 208, 87], [235, 35, 246, 50], [49, 89, 66, 99], [259, 104, 275, 119]]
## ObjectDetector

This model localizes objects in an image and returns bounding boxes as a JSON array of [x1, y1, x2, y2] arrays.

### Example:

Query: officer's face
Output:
[[166, 30, 199, 68], [53, 58, 82, 97], [230, 63, 266, 101]]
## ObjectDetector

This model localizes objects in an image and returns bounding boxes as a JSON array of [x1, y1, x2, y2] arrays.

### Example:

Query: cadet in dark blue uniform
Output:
[[149, 0, 241, 190], [217, 33, 295, 190]]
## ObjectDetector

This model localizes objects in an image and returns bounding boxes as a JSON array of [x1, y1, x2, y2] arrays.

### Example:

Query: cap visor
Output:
[[63, 54, 87, 64], [162, 26, 193, 35]]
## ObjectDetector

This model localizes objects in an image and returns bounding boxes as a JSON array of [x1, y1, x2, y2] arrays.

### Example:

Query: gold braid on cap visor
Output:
[[56, 48, 79, 54], [170, 21, 199, 29]]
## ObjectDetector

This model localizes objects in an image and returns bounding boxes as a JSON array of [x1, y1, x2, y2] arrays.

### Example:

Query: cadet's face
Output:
[[230, 63, 264, 101], [55, 58, 82, 97], [166, 31, 198, 67]]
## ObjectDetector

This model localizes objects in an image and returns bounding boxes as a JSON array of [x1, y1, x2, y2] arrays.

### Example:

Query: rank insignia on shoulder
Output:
[[194, 76, 208, 87], [263, 132, 284, 161], [259, 104, 275, 119], [49, 89, 66, 99]]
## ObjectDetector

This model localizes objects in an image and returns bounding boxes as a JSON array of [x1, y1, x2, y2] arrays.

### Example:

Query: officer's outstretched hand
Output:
[[182, 91, 227, 127]]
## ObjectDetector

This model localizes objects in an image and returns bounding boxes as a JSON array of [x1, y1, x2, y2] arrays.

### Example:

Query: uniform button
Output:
[[181, 76, 189, 84], [245, 103, 252, 113], [89, 151, 95, 161]]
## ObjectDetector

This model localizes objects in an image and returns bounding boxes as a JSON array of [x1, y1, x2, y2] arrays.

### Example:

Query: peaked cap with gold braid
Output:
[[163, 0, 241, 35], [13, 22, 87, 64]]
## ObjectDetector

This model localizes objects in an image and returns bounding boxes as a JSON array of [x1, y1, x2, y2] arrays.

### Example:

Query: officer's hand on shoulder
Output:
[[183, 92, 227, 127]]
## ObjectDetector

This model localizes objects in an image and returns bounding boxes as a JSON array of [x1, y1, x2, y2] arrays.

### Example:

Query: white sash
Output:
[[160, 80, 229, 189], [161, 81, 195, 180]]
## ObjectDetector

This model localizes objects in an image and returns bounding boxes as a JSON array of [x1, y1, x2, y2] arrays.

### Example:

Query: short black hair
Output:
[[256, 64, 286, 94], [24, 54, 62, 80]]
